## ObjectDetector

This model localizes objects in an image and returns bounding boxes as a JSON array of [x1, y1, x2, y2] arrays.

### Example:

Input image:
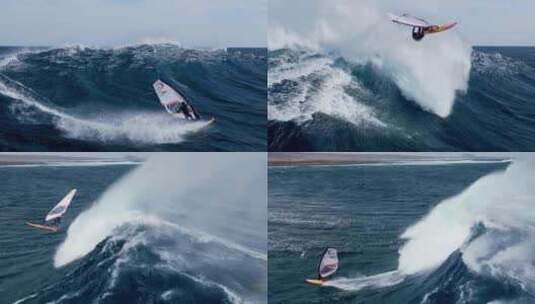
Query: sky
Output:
[[0, 0, 267, 47], [270, 0, 535, 46]]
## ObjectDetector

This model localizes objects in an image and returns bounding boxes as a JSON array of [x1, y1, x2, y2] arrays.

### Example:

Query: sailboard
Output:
[[26, 189, 77, 232], [153, 79, 211, 122], [305, 248, 339, 286]]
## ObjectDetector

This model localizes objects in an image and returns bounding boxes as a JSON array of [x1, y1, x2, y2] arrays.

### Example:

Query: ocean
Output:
[[268, 47, 535, 151], [268, 160, 535, 303], [0, 45, 267, 151], [1, 154, 267, 304]]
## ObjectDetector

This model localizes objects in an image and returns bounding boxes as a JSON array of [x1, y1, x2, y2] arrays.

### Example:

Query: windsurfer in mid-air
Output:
[[412, 25, 444, 41], [390, 13, 457, 41], [412, 27, 424, 41]]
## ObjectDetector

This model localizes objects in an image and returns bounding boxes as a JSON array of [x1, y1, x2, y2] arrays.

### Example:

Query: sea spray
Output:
[[0, 45, 267, 151], [54, 153, 267, 267], [269, 0, 472, 118], [399, 159, 535, 296], [0, 75, 210, 144], [331, 160, 535, 293]]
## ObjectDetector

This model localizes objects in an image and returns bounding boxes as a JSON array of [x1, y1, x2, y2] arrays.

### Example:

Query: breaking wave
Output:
[[268, 0, 535, 151], [0, 44, 267, 151], [326, 160, 535, 303], [16, 154, 267, 303]]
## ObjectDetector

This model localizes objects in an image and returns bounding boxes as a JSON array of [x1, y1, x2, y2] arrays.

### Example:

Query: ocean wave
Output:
[[0, 44, 266, 151], [14, 153, 266, 304], [0, 76, 212, 145], [269, 0, 472, 119], [269, 46, 535, 151], [326, 160, 535, 302]]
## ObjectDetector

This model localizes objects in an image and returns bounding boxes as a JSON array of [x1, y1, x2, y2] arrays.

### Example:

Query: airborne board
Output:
[[427, 21, 458, 34]]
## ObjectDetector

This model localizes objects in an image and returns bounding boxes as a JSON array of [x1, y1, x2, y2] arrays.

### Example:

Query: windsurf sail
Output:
[[152, 79, 201, 120], [389, 13, 457, 32], [388, 13, 429, 28], [318, 248, 339, 279], [45, 189, 76, 222]]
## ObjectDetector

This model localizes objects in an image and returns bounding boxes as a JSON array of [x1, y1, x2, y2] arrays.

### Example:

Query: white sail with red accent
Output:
[[152, 79, 200, 120], [318, 248, 339, 279], [45, 189, 77, 222]]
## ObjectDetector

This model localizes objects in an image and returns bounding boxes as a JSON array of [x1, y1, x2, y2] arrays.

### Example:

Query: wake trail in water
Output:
[[55, 153, 266, 267], [0, 44, 266, 151], [326, 271, 405, 291], [0, 74, 211, 144]]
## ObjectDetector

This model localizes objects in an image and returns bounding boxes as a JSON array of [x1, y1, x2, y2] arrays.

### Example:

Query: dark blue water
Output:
[[268, 47, 535, 151], [0, 164, 133, 303], [268, 161, 528, 304], [0, 162, 264, 304], [0, 45, 267, 151]]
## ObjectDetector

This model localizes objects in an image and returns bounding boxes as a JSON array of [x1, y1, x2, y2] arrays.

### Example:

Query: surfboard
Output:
[[305, 279, 325, 286], [426, 21, 458, 34], [306, 248, 339, 286], [26, 222, 59, 232]]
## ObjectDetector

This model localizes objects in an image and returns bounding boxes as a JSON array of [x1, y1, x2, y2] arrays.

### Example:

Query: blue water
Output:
[[0, 45, 267, 151], [0, 161, 265, 304], [268, 161, 530, 304], [268, 47, 535, 151], [0, 164, 133, 303]]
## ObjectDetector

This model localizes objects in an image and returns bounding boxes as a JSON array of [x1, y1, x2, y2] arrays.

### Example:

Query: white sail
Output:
[[318, 248, 339, 279], [45, 189, 77, 222], [153, 80, 187, 112], [152, 79, 202, 120], [389, 13, 429, 28]]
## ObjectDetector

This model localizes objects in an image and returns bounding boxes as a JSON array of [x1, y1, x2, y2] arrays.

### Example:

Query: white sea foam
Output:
[[269, 54, 385, 127], [326, 159, 535, 293], [269, 0, 472, 118], [398, 159, 535, 297], [54, 153, 266, 267], [0, 77, 211, 144]]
